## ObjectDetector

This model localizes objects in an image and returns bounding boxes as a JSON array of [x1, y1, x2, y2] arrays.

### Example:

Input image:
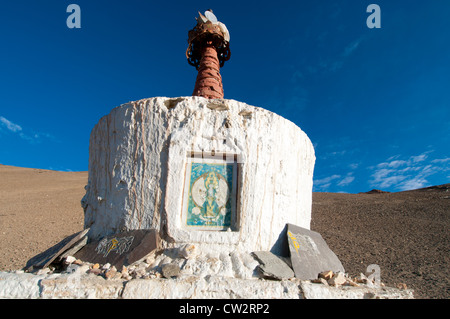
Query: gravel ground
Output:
[[0, 165, 86, 272], [311, 186, 450, 299]]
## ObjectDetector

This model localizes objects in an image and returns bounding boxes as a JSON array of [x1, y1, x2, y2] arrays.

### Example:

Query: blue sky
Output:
[[0, 0, 449, 193]]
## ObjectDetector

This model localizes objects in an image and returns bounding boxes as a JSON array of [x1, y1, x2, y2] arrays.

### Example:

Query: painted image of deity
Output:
[[185, 162, 234, 228]]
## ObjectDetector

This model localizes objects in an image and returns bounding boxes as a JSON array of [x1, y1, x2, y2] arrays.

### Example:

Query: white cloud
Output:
[[431, 158, 450, 164], [342, 39, 362, 57], [369, 151, 448, 191], [314, 174, 341, 190], [387, 155, 401, 161], [0, 115, 54, 144], [0, 116, 22, 133], [377, 160, 407, 169], [299, 36, 365, 75], [314, 172, 355, 190], [411, 154, 428, 163], [370, 167, 408, 188], [315, 174, 341, 185], [330, 150, 347, 157], [376, 152, 431, 169], [397, 178, 428, 192], [338, 175, 355, 187]]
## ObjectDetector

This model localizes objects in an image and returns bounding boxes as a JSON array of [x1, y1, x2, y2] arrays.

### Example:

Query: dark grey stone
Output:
[[24, 228, 90, 272], [74, 229, 160, 269], [161, 263, 181, 278], [251, 251, 295, 280], [286, 223, 345, 280], [59, 235, 88, 259]]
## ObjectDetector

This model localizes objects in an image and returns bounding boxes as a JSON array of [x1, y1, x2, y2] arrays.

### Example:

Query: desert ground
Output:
[[311, 188, 449, 299], [0, 164, 448, 298]]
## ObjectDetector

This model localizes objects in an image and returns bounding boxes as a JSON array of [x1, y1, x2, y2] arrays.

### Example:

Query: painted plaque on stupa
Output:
[[182, 154, 238, 230]]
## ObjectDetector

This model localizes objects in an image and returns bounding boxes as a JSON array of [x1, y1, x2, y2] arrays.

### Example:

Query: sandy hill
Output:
[[0, 165, 86, 271], [0, 164, 448, 298]]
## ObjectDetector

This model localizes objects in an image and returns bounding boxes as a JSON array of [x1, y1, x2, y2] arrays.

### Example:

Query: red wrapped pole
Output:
[[192, 44, 224, 99], [187, 11, 230, 99]]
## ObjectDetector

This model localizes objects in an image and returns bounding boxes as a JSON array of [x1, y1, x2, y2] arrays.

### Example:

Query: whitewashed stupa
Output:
[[81, 11, 315, 262]]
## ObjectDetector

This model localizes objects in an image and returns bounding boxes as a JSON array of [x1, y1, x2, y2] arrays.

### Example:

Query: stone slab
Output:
[[251, 251, 294, 280], [74, 229, 160, 269], [286, 223, 345, 280], [24, 228, 90, 271], [59, 235, 88, 259]]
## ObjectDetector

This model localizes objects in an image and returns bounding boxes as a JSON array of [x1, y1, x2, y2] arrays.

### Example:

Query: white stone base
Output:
[[0, 271, 414, 299]]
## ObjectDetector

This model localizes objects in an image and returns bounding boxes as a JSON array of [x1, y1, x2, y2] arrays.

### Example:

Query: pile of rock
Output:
[[312, 270, 381, 288], [35, 255, 170, 281], [32, 243, 258, 282], [38, 255, 391, 291], [4, 223, 413, 299]]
